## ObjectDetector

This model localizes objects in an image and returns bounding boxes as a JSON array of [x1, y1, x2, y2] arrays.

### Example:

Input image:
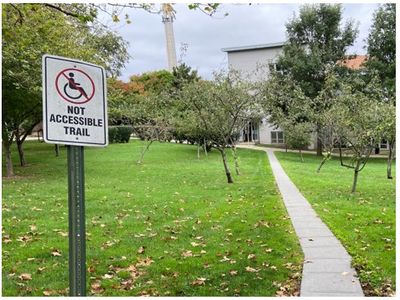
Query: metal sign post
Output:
[[42, 55, 107, 296], [67, 145, 86, 296]]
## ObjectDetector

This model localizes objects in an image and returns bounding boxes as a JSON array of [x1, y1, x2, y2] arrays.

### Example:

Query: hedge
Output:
[[108, 126, 133, 143]]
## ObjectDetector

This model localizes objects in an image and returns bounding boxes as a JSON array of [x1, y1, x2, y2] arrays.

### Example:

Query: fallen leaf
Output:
[[254, 220, 270, 228], [191, 277, 206, 286], [229, 270, 238, 276], [102, 273, 114, 279], [137, 246, 145, 254], [18, 273, 32, 281], [43, 290, 54, 296], [17, 235, 32, 243], [136, 257, 154, 266], [181, 250, 193, 258], [120, 278, 134, 290], [51, 249, 62, 257], [91, 280, 104, 294], [245, 266, 259, 273], [247, 254, 256, 260], [3, 235, 12, 244], [219, 256, 231, 262], [190, 242, 200, 247], [265, 248, 273, 253]]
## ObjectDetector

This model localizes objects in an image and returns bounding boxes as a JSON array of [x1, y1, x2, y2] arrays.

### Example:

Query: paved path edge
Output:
[[239, 145, 364, 297]]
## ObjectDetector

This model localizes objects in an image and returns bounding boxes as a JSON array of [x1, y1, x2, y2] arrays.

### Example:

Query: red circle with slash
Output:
[[55, 68, 95, 104]]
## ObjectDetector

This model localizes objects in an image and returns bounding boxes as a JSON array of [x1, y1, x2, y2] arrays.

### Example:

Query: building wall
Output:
[[227, 47, 283, 81], [225, 44, 318, 150], [259, 118, 279, 144]]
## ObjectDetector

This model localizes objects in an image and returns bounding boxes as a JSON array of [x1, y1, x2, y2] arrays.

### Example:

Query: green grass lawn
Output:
[[275, 151, 396, 296], [2, 141, 302, 296]]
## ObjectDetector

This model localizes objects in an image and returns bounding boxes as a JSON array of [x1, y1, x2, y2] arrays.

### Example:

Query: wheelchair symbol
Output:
[[55, 68, 95, 104], [64, 72, 89, 100]]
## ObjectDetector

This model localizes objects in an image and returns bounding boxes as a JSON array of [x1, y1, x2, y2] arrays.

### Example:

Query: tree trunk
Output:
[[203, 138, 208, 156], [197, 143, 200, 159], [14, 128, 27, 167], [299, 149, 304, 163], [3, 140, 14, 177], [351, 159, 362, 193], [316, 125, 323, 156], [16, 140, 26, 167], [137, 140, 153, 164], [231, 144, 240, 175], [387, 139, 395, 179], [219, 148, 233, 183], [317, 156, 328, 173]]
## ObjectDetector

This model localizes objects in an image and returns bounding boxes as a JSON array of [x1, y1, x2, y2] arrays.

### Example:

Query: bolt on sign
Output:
[[42, 55, 108, 146]]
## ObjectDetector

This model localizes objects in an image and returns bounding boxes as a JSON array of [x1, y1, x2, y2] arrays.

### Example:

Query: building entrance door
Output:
[[242, 121, 259, 143]]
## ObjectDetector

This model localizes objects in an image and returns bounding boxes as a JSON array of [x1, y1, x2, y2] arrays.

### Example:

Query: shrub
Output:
[[108, 126, 133, 143]]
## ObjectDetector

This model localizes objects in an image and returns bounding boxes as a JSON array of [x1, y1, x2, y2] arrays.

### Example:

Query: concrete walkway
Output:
[[240, 145, 364, 297]]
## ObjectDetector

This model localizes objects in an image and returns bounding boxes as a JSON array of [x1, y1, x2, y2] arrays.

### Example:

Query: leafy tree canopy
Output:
[[365, 3, 396, 96], [278, 3, 358, 99], [129, 70, 174, 95]]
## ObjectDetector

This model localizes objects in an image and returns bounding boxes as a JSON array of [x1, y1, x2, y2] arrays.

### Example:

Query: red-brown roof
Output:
[[339, 55, 368, 70]]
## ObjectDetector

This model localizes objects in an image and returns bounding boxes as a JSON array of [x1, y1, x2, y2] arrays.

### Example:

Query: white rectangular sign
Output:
[[42, 55, 108, 147]]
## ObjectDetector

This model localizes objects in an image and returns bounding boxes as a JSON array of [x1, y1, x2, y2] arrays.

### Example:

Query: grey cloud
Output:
[[114, 3, 378, 82]]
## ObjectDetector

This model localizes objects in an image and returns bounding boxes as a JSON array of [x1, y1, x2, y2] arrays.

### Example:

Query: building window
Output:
[[271, 131, 284, 144], [380, 139, 388, 149]]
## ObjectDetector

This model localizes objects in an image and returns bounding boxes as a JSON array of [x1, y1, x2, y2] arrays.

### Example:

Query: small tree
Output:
[[178, 71, 259, 183], [314, 72, 342, 172], [133, 92, 174, 164], [329, 78, 386, 193], [283, 122, 313, 162], [377, 102, 396, 179], [259, 71, 313, 159], [259, 72, 311, 129]]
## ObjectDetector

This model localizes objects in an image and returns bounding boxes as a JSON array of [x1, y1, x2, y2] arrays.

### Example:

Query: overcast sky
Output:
[[103, 3, 379, 81]]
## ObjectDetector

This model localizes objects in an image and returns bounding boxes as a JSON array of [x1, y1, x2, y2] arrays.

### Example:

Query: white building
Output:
[[222, 43, 388, 152], [222, 42, 290, 146]]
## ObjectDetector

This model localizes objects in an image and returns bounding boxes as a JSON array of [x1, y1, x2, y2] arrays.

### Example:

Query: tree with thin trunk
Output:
[[377, 103, 395, 179], [327, 77, 387, 193], [259, 71, 313, 158], [133, 92, 174, 165], [314, 72, 342, 173], [283, 122, 313, 163], [178, 71, 259, 183]]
